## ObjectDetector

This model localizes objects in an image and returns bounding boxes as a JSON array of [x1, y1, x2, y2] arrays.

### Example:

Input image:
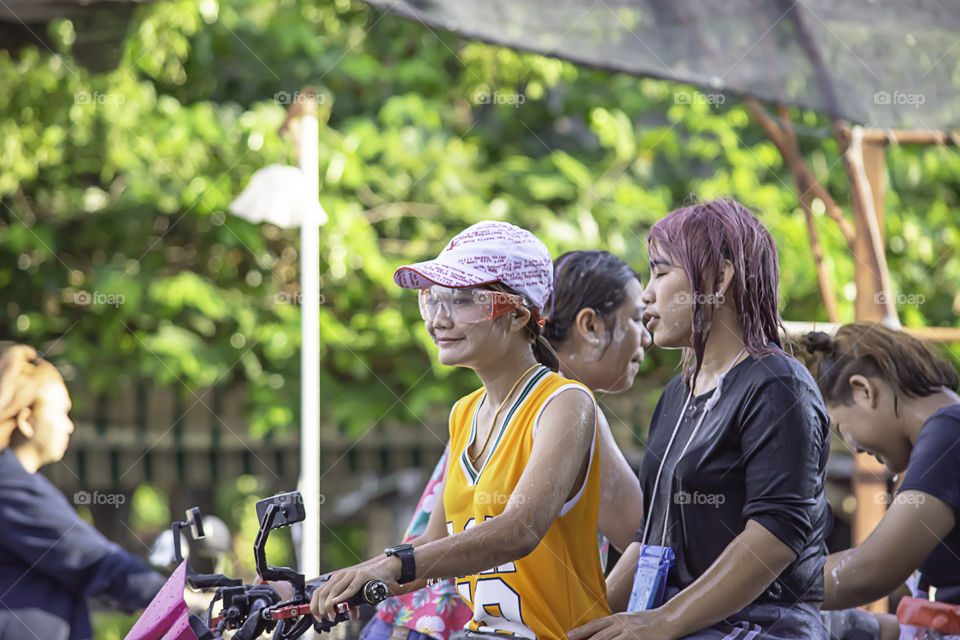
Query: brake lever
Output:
[[263, 578, 350, 638], [313, 602, 352, 633]]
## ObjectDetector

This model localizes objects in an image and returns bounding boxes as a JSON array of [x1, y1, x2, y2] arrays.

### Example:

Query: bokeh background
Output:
[[2, 0, 960, 636]]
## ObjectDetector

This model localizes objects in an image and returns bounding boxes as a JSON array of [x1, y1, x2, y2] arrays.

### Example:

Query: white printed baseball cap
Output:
[[394, 221, 554, 312]]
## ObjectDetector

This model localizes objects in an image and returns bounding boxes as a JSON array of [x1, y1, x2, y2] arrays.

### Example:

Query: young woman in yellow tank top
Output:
[[311, 221, 611, 639]]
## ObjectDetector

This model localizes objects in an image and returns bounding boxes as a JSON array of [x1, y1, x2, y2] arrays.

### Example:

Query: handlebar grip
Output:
[[304, 578, 388, 606], [305, 580, 389, 634], [345, 580, 388, 606], [320, 581, 388, 633], [270, 579, 388, 625]]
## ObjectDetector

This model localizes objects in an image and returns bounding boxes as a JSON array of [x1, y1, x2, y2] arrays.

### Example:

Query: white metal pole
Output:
[[299, 106, 321, 586]]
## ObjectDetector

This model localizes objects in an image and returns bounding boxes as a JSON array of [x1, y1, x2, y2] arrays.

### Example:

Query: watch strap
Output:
[[384, 543, 416, 584]]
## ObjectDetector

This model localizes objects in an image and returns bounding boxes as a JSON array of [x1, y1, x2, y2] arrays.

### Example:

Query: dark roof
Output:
[[0, 1, 159, 71]]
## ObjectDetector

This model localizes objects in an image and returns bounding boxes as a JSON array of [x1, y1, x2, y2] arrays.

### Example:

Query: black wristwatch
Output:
[[384, 543, 416, 584]]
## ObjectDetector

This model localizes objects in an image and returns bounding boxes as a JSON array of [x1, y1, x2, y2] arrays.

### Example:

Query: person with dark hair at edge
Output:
[[801, 324, 960, 635], [570, 197, 830, 640], [311, 221, 611, 639], [0, 345, 166, 640], [543, 250, 651, 560]]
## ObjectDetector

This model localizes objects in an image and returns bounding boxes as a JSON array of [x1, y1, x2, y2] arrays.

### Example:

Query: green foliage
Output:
[[88, 612, 138, 640], [130, 484, 172, 530], [1, 0, 957, 442], [322, 523, 368, 573]]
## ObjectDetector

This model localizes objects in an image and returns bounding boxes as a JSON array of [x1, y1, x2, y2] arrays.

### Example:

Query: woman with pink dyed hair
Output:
[[571, 198, 831, 640]]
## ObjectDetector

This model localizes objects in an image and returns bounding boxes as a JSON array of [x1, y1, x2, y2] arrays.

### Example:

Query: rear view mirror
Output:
[[254, 491, 307, 593], [255, 491, 305, 530], [173, 506, 240, 590], [186, 506, 205, 540]]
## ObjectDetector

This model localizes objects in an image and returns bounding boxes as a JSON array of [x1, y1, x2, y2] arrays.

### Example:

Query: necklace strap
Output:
[[640, 348, 747, 548], [469, 363, 542, 465]]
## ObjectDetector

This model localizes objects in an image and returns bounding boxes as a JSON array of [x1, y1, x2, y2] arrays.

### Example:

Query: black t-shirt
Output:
[[634, 349, 830, 604], [897, 404, 960, 603]]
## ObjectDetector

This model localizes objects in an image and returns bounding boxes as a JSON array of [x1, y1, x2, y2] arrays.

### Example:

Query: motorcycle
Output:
[[124, 491, 387, 640]]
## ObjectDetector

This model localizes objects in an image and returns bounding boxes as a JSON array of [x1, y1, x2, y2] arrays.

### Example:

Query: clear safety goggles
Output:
[[418, 286, 527, 324]]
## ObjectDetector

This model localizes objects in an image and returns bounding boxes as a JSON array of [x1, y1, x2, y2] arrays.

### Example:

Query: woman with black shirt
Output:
[[570, 198, 830, 640], [802, 323, 960, 610]]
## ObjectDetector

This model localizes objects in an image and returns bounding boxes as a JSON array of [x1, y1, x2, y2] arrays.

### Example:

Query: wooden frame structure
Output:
[[748, 99, 959, 611]]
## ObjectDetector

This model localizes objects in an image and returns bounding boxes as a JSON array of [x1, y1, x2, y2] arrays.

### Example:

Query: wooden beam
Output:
[[897, 326, 960, 342], [834, 124, 899, 326], [798, 199, 840, 323], [745, 99, 856, 248], [782, 321, 960, 344], [858, 129, 960, 146], [833, 122, 895, 614], [775, 104, 840, 323]]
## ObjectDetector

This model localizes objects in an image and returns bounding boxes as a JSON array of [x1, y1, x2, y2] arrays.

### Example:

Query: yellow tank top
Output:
[[443, 366, 610, 639]]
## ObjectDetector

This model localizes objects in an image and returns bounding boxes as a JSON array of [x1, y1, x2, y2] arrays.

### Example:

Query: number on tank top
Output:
[[473, 577, 534, 638]]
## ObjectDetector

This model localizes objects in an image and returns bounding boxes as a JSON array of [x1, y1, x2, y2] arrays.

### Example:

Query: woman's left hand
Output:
[[309, 556, 397, 621], [567, 610, 676, 640]]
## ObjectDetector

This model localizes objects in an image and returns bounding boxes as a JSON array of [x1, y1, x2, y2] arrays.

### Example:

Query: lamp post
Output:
[[230, 88, 324, 589]]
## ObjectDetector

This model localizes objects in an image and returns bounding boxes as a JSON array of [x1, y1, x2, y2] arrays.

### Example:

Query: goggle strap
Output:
[[490, 294, 514, 320]]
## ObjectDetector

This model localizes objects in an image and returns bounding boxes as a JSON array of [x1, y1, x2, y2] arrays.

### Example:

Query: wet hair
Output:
[[542, 250, 639, 350], [488, 283, 561, 372], [0, 344, 64, 448], [647, 197, 788, 388], [800, 323, 958, 410]]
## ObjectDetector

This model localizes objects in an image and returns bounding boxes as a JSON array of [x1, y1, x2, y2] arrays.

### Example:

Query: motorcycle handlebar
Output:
[[268, 578, 388, 624]]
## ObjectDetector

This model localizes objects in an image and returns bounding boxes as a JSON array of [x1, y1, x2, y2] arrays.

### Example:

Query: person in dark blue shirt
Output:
[[0, 345, 165, 640], [803, 323, 960, 609]]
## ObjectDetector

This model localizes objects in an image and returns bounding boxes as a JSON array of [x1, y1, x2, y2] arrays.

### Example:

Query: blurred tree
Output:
[[1, 0, 957, 443]]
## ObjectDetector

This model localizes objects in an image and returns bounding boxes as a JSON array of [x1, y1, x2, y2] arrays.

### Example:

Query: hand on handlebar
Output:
[[255, 577, 295, 602], [309, 556, 397, 622]]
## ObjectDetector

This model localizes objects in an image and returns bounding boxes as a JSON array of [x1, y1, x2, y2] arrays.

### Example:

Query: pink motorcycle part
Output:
[[124, 560, 198, 640]]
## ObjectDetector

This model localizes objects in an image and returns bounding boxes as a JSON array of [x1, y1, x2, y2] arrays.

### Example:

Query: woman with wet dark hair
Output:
[[801, 324, 960, 610], [544, 250, 649, 395], [543, 250, 650, 556], [570, 198, 831, 640]]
